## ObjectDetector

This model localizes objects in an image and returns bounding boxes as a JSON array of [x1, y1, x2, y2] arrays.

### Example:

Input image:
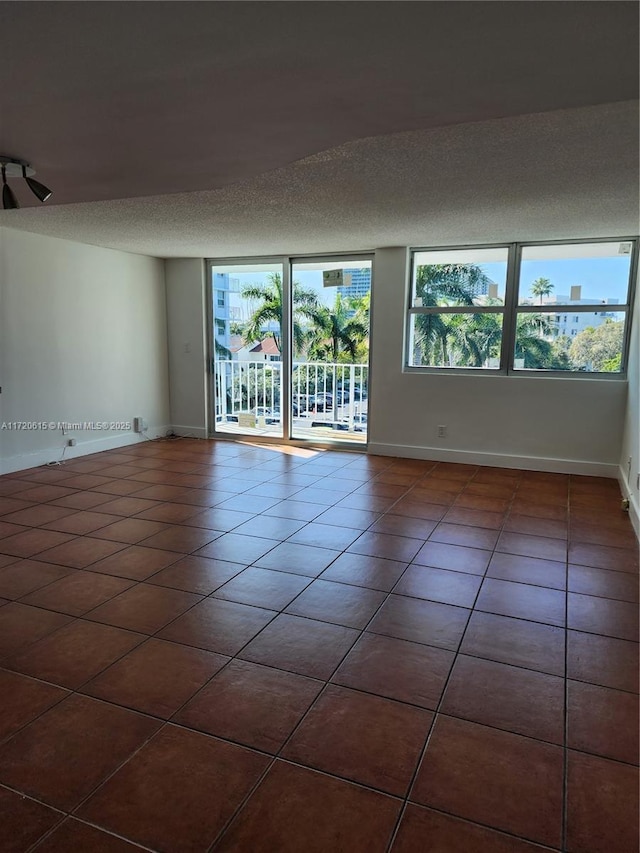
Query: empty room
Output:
[[0, 3, 638, 852]]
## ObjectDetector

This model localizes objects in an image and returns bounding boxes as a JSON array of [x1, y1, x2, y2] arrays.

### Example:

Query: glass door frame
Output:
[[206, 256, 287, 443], [289, 253, 373, 445], [206, 252, 374, 449]]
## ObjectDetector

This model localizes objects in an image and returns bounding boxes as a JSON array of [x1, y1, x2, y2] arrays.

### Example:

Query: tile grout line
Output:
[[383, 466, 521, 851], [206, 464, 447, 850], [562, 482, 572, 853], [6, 441, 325, 851], [26, 812, 159, 853], [1, 448, 637, 851]]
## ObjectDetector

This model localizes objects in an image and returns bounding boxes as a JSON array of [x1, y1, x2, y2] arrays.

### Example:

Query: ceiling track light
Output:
[[0, 156, 53, 209], [1, 165, 19, 210]]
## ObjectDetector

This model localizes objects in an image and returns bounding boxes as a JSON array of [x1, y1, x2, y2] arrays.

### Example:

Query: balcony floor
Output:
[[215, 417, 367, 444]]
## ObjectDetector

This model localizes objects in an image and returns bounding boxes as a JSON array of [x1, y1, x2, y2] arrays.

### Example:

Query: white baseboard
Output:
[[367, 442, 619, 479], [618, 465, 640, 540], [0, 424, 172, 475], [169, 425, 209, 439]]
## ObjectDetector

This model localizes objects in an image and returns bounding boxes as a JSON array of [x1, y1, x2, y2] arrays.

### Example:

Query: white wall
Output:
[[619, 276, 639, 534], [368, 248, 627, 477], [165, 259, 208, 438], [0, 228, 170, 473]]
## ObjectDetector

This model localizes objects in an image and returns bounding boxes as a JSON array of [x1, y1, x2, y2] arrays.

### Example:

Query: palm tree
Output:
[[412, 264, 493, 365], [515, 313, 569, 368], [241, 272, 323, 353], [347, 292, 370, 363], [530, 277, 553, 305], [308, 293, 368, 363], [415, 264, 489, 306], [448, 312, 502, 367]]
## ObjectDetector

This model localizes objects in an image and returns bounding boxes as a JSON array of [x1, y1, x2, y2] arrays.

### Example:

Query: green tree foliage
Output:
[[602, 353, 622, 372], [412, 264, 496, 366], [242, 274, 369, 365], [569, 320, 624, 372], [529, 277, 554, 305], [241, 273, 324, 353], [412, 266, 573, 369], [306, 293, 369, 363], [446, 312, 502, 367], [230, 364, 280, 411], [416, 264, 491, 306], [214, 339, 231, 359], [515, 314, 570, 369]]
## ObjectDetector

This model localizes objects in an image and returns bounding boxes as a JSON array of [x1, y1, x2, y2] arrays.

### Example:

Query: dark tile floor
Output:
[[0, 439, 638, 852]]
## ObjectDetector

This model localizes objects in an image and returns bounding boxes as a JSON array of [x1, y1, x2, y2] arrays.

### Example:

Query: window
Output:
[[407, 239, 636, 375], [515, 241, 634, 373], [215, 320, 226, 337], [407, 247, 508, 368]]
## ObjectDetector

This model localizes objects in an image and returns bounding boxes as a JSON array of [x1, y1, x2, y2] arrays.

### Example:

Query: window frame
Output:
[[406, 243, 513, 374], [405, 237, 638, 378]]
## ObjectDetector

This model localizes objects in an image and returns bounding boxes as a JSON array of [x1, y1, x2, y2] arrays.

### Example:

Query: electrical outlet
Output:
[[437, 425, 447, 438], [67, 438, 76, 447]]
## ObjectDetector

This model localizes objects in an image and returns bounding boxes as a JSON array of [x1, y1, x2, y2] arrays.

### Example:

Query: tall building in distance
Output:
[[337, 267, 371, 301], [212, 272, 232, 352], [468, 275, 492, 299]]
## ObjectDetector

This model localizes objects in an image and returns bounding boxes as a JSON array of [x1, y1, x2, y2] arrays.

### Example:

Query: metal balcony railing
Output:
[[214, 360, 368, 434]]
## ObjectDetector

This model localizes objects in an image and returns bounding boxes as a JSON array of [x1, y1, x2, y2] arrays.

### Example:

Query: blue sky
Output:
[[518, 257, 631, 302], [214, 251, 633, 314], [213, 262, 372, 311], [458, 255, 631, 303]]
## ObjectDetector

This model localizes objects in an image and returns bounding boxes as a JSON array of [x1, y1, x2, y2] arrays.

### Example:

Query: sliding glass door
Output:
[[209, 256, 372, 445], [290, 258, 371, 443], [210, 261, 285, 440]]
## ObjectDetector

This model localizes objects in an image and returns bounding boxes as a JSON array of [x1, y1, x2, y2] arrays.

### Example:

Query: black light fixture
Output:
[[0, 156, 53, 209], [1, 165, 19, 210], [22, 164, 52, 202]]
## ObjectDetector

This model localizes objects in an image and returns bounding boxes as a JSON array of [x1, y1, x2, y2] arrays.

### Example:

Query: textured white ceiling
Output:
[[0, 3, 637, 255], [2, 101, 638, 257]]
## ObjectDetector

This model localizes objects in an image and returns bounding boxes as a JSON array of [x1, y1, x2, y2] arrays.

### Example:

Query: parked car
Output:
[[292, 394, 311, 416], [352, 384, 367, 401], [335, 383, 367, 403], [335, 383, 348, 404], [308, 393, 333, 412]]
